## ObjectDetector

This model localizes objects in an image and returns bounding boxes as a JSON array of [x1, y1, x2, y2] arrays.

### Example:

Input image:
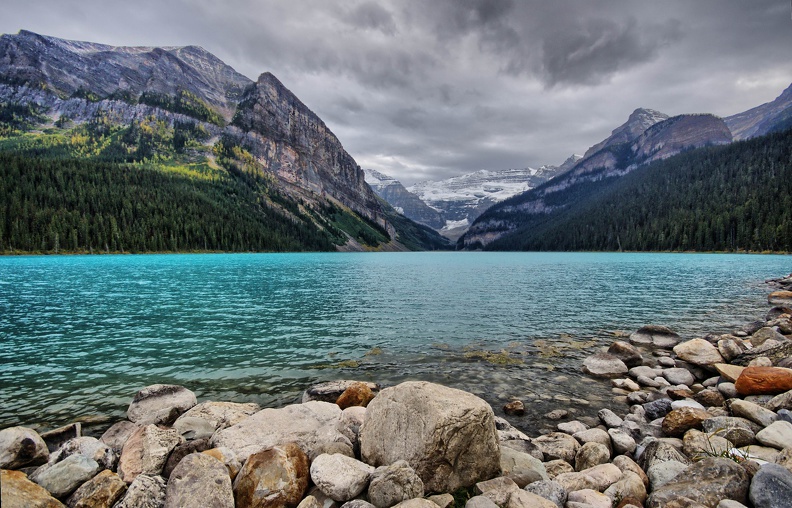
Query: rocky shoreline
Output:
[[3, 276, 792, 508]]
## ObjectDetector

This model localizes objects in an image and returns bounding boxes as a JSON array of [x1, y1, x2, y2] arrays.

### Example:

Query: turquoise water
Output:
[[0, 252, 789, 434]]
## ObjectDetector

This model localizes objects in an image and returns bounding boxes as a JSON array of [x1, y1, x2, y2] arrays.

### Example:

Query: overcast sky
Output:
[[2, 1, 791, 185]]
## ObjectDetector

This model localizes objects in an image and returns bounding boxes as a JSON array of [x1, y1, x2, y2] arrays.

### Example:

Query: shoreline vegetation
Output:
[[1, 249, 791, 256], [3, 277, 792, 507]]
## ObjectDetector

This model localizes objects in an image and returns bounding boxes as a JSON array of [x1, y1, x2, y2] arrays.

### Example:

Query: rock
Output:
[[543, 459, 573, 479], [464, 496, 498, 508], [662, 368, 696, 386], [735, 366, 792, 396], [583, 353, 629, 378], [164, 453, 233, 508], [202, 447, 242, 481], [776, 446, 792, 473], [0, 426, 49, 469], [739, 445, 781, 463], [544, 409, 568, 420], [749, 463, 792, 508], [603, 471, 647, 504], [303, 381, 380, 403], [392, 500, 440, 508], [30, 454, 101, 500], [612, 455, 649, 488], [638, 440, 691, 471], [475, 476, 519, 506], [337, 406, 366, 450], [608, 428, 637, 455], [630, 366, 662, 379], [367, 460, 424, 508], [732, 342, 792, 367], [667, 387, 695, 400], [113, 474, 167, 508], [780, 408, 792, 424], [233, 443, 310, 508], [494, 417, 531, 441], [682, 429, 734, 461], [359, 381, 500, 493], [715, 364, 745, 382], [336, 382, 376, 410], [41, 424, 81, 453], [673, 339, 725, 367], [173, 401, 260, 440], [567, 489, 611, 508], [767, 306, 792, 320], [671, 399, 706, 411], [629, 325, 681, 348], [117, 424, 183, 484], [297, 496, 326, 508], [642, 399, 673, 421], [65, 469, 127, 508], [719, 382, 740, 398], [575, 442, 610, 471], [506, 489, 558, 508], [126, 384, 197, 426], [597, 409, 624, 429], [730, 399, 778, 427], [99, 421, 139, 453], [769, 291, 792, 306], [748, 357, 774, 368], [0, 469, 65, 508], [661, 407, 711, 437], [768, 389, 792, 411], [718, 500, 749, 508], [573, 428, 612, 450], [310, 453, 374, 501], [608, 341, 644, 368], [751, 327, 788, 347], [500, 446, 547, 480], [523, 480, 567, 508], [162, 437, 210, 478], [718, 339, 748, 362], [50, 437, 117, 471], [212, 401, 348, 461], [533, 432, 580, 463], [558, 421, 588, 435], [694, 388, 726, 408], [427, 494, 454, 508], [647, 460, 688, 490], [503, 400, 525, 416], [554, 463, 621, 492], [756, 420, 792, 450], [500, 440, 543, 461], [647, 457, 750, 508], [613, 378, 641, 392]]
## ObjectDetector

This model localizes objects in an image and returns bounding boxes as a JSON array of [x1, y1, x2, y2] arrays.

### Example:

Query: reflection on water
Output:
[[0, 252, 788, 435]]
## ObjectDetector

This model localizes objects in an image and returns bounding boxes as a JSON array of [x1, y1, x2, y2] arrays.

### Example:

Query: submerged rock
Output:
[[126, 384, 197, 426], [629, 325, 681, 349], [582, 353, 628, 379]]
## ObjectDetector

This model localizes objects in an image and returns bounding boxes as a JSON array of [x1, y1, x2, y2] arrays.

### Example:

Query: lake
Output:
[[0, 252, 789, 435]]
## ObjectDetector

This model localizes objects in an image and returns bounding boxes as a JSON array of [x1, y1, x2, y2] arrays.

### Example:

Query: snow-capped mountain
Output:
[[363, 169, 445, 229]]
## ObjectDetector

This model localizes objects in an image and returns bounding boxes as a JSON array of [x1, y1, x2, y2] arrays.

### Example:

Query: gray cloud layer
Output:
[[2, 0, 790, 184]]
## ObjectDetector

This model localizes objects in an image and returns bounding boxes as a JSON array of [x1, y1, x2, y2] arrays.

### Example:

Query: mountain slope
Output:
[[726, 83, 792, 140], [468, 128, 792, 252], [460, 112, 732, 248], [364, 169, 445, 230], [0, 30, 449, 252]]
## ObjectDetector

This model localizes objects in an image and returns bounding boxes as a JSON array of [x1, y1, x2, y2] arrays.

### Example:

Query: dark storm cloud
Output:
[[0, 0, 790, 185]]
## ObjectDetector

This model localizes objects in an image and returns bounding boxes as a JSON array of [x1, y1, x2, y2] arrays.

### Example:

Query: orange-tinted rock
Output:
[[336, 383, 375, 410], [65, 470, 127, 508], [661, 407, 711, 437], [232, 442, 309, 508], [0, 469, 65, 508], [735, 366, 792, 396], [503, 401, 525, 416], [769, 291, 792, 305]]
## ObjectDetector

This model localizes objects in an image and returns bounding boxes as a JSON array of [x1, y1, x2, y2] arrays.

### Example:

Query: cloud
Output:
[[345, 2, 397, 35]]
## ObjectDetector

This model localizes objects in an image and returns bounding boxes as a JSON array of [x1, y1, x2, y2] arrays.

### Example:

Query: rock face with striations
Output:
[[359, 381, 500, 493]]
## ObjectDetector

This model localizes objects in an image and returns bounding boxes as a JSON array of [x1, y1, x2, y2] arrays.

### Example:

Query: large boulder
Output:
[[582, 353, 628, 379], [730, 399, 778, 428], [673, 339, 725, 366], [735, 367, 792, 396], [310, 453, 375, 502], [701, 417, 759, 447], [0, 469, 65, 508], [0, 426, 49, 469], [50, 436, 117, 471], [65, 469, 127, 508], [607, 341, 644, 368], [117, 424, 183, 483], [211, 401, 348, 460], [367, 460, 424, 508], [661, 407, 711, 437], [499, 446, 548, 481], [126, 384, 197, 426], [99, 421, 139, 453], [359, 381, 500, 493], [113, 474, 167, 508], [232, 442, 310, 508], [173, 401, 260, 440], [646, 457, 750, 508], [29, 454, 101, 500], [629, 325, 681, 348], [750, 463, 792, 508], [164, 453, 234, 508], [533, 432, 580, 463]]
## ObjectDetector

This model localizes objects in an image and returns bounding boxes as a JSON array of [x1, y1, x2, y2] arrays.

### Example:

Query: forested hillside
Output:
[[474, 128, 792, 252]]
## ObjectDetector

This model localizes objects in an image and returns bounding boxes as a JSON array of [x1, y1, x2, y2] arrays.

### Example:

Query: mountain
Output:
[[0, 30, 449, 252], [404, 163, 569, 240], [726, 83, 792, 140], [461, 111, 732, 249], [363, 169, 445, 230]]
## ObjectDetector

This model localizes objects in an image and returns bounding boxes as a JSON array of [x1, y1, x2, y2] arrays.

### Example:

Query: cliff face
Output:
[[726, 83, 792, 140], [364, 169, 446, 230]]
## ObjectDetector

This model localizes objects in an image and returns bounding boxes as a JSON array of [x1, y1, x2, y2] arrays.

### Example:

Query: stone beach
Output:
[[3, 274, 792, 507]]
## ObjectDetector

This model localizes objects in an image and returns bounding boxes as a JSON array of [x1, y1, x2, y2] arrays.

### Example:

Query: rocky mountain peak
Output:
[[726, 82, 792, 140], [583, 108, 669, 159]]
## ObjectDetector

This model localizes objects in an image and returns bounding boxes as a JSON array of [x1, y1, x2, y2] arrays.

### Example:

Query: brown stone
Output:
[[117, 424, 184, 484], [769, 291, 792, 305], [65, 470, 127, 508], [233, 442, 309, 508], [336, 382, 375, 409], [661, 407, 711, 437], [503, 401, 525, 416], [735, 366, 792, 395], [693, 388, 725, 408], [715, 363, 745, 382], [667, 388, 695, 400], [203, 447, 242, 480], [0, 469, 65, 508]]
